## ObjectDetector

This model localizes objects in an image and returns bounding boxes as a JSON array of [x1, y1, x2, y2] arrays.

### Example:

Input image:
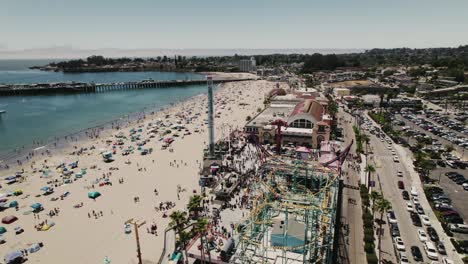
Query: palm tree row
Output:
[[169, 194, 208, 263], [368, 190, 392, 264]]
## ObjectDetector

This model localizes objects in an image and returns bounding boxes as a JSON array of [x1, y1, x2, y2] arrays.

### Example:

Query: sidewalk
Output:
[[338, 109, 367, 264]]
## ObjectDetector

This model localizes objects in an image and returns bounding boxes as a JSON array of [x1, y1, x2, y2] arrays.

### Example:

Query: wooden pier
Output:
[[0, 78, 252, 96]]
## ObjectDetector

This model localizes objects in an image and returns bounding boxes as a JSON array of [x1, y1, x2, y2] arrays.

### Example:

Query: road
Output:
[[365, 112, 462, 263]]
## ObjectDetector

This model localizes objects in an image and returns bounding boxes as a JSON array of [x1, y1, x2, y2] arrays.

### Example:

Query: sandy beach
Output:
[[0, 74, 279, 264]]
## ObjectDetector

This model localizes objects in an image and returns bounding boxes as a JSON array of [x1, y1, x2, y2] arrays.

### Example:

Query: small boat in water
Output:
[[0, 110, 6, 114]]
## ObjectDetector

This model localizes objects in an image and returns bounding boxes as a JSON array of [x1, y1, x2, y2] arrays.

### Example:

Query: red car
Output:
[[398, 181, 405, 189]]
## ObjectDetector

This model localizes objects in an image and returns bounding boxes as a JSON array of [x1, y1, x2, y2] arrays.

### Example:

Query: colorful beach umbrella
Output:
[[0, 227, 6, 234], [31, 203, 42, 210], [88, 191, 101, 199], [9, 201, 18, 208]]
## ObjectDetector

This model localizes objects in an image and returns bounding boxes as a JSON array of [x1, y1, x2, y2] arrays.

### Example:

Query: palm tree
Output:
[[188, 195, 203, 218], [193, 218, 209, 263], [169, 210, 189, 263], [376, 198, 392, 264], [364, 164, 376, 190], [361, 134, 370, 157], [369, 191, 382, 216]]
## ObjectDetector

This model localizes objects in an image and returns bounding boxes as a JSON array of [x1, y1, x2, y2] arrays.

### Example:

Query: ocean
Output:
[[0, 60, 209, 161]]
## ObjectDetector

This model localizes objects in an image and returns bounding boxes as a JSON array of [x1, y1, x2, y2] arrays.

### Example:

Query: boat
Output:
[[0, 110, 5, 114]]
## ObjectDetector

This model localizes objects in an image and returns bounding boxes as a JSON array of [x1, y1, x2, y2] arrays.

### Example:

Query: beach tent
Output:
[[29, 243, 42, 253], [88, 191, 101, 199], [40, 187, 50, 192], [9, 201, 18, 208], [4, 250, 23, 264], [1, 215, 18, 224], [0, 227, 6, 234], [30, 203, 42, 211]]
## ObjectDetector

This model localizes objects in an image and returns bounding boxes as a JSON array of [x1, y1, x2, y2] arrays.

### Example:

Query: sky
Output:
[[1, 0, 468, 57]]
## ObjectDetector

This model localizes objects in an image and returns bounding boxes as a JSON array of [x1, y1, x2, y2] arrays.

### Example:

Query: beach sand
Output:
[[0, 75, 282, 264]]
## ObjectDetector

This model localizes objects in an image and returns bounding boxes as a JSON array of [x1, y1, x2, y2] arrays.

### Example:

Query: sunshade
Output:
[[0, 227, 6, 234], [4, 250, 22, 263], [9, 201, 18, 208], [88, 191, 101, 199], [30, 203, 42, 210], [1, 215, 18, 224]]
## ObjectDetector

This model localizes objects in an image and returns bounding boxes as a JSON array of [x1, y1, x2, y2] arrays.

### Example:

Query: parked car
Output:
[[427, 227, 439, 242], [437, 241, 446, 255], [402, 190, 410, 200], [394, 237, 406, 251], [387, 211, 398, 224], [417, 229, 428, 242], [411, 245, 423, 262], [424, 241, 439, 260], [415, 204, 425, 215], [390, 223, 400, 237], [411, 212, 422, 227], [406, 202, 414, 212], [398, 181, 405, 189], [420, 215, 431, 226]]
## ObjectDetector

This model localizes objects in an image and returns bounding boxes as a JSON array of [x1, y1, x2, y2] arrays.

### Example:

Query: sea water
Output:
[[0, 60, 209, 159]]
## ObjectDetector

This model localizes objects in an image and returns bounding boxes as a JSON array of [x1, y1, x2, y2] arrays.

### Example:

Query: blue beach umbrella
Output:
[[30, 203, 42, 210]]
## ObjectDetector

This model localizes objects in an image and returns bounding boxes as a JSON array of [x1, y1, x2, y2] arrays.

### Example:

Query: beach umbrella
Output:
[[13, 189, 23, 196], [88, 191, 101, 199], [8, 201, 18, 208], [4, 250, 22, 263], [29, 243, 41, 253], [1, 215, 18, 224], [40, 187, 50, 192], [0, 227, 6, 234], [104, 256, 111, 264], [30, 203, 42, 210], [40, 224, 50, 231]]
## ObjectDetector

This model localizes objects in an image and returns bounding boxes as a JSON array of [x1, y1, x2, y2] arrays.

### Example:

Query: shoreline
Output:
[[0, 72, 254, 170], [0, 90, 208, 171], [0, 76, 275, 263]]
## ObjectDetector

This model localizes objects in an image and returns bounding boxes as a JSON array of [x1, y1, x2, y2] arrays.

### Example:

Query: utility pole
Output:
[[126, 218, 145, 264], [134, 222, 142, 264]]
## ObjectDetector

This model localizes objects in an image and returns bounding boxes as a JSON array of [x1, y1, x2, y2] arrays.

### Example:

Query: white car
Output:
[[387, 211, 398, 224], [406, 202, 414, 212], [397, 171, 403, 177], [412, 196, 420, 205], [425, 241, 439, 260], [418, 229, 428, 242], [394, 236, 406, 251], [393, 156, 400, 162], [399, 252, 409, 263], [442, 257, 454, 264], [420, 215, 431, 226]]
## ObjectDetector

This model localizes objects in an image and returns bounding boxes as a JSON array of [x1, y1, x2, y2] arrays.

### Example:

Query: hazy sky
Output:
[[1, 0, 468, 50]]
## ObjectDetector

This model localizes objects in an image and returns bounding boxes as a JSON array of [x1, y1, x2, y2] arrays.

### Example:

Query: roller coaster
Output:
[[230, 138, 349, 263]]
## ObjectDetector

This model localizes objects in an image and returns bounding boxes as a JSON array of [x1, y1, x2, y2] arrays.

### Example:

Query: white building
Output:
[[239, 57, 256, 72]]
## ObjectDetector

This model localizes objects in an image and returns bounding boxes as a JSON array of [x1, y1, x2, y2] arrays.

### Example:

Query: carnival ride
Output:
[[230, 136, 352, 263]]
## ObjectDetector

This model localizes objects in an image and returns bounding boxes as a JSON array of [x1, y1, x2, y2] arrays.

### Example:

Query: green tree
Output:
[[376, 198, 392, 264], [193, 218, 210, 263], [369, 191, 382, 216], [169, 210, 189, 262], [188, 195, 203, 218], [444, 144, 455, 153], [364, 164, 376, 190]]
